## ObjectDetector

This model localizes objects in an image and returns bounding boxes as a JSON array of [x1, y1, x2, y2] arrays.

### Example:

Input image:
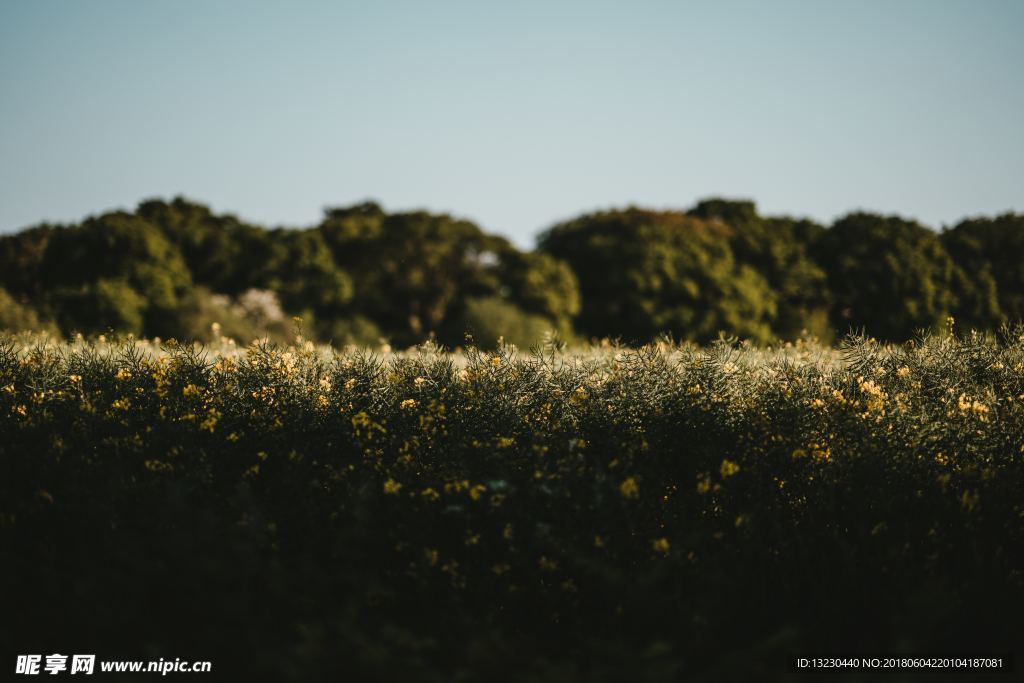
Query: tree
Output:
[[539, 208, 776, 344], [50, 279, 148, 336], [814, 213, 957, 340], [37, 212, 193, 336], [256, 228, 354, 323], [689, 199, 830, 339], [0, 287, 57, 333], [320, 206, 511, 345], [0, 225, 54, 300], [942, 213, 1024, 328], [491, 248, 580, 337], [137, 197, 257, 295], [460, 296, 556, 349]]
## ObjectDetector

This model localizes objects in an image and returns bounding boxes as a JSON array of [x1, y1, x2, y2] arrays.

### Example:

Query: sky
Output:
[[1, 0, 1021, 247]]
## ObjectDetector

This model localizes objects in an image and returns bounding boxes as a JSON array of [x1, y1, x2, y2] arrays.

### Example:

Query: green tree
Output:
[[50, 279, 148, 335], [539, 208, 776, 343], [942, 213, 1024, 327], [38, 212, 193, 335], [255, 228, 354, 323], [689, 198, 830, 339], [491, 247, 580, 337], [0, 225, 54, 300], [460, 296, 557, 349], [137, 197, 261, 295], [319, 202, 585, 346], [815, 213, 957, 340], [0, 287, 57, 333], [320, 206, 509, 345], [319, 201, 387, 246]]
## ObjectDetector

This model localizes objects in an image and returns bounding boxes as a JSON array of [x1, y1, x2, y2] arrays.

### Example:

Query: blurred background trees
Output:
[[688, 199, 831, 341], [942, 213, 1024, 329], [0, 195, 1021, 346], [814, 213, 959, 341], [538, 208, 776, 344]]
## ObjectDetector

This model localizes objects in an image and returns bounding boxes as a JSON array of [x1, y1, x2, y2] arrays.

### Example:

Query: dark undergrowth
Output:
[[2, 330, 1023, 681]]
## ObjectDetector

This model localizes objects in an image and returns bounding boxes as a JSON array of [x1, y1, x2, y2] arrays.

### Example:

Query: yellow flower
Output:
[[696, 474, 712, 494], [858, 378, 886, 400], [619, 477, 639, 499], [383, 478, 403, 495], [200, 408, 221, 433], [400, 398, 418, 411], [957, 394, 989, 420], [720, 459, 740, 478], [652, 537, 670, 555]]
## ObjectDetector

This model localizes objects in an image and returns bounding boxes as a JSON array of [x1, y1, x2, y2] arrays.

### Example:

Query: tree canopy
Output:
[[814, 213, 958, 340], [1, 196, 1022, 345], [539, 208, 776, 344]]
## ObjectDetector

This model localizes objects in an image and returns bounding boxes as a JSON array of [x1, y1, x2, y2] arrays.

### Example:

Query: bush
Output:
[[50, 279, 147, 335], [316, 315, 383, 347], [458, 296, 559, 349], [166, 287, 291, 344], [0, 288, 56, 334], [2, 331, 1023, 679]]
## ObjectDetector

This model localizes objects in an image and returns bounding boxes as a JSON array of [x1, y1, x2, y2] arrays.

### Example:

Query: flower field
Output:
[[3, 330, 1024, 680]]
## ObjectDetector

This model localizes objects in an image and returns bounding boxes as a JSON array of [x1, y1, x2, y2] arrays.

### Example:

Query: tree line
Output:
[[0, 196, 1021, 346]]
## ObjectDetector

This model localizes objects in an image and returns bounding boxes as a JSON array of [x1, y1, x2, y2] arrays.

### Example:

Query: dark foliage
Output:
[[2, 331, 1023, 680]]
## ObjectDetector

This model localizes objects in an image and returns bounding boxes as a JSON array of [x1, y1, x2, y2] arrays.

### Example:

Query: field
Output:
[[2, 329, 1024, 680]]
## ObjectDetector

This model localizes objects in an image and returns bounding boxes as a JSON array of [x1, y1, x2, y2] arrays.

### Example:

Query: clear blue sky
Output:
[[1, 0, 1021, 246]]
